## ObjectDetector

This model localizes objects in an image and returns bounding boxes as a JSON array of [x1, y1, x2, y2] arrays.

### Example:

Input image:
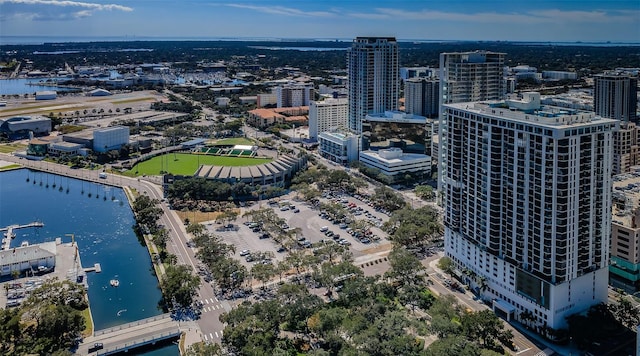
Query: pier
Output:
[[83, 263, 102, 273], [0, 222, 44, 250]]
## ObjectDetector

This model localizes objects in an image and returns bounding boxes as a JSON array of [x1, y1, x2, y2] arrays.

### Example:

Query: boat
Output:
[[110, 279, 120, 287]]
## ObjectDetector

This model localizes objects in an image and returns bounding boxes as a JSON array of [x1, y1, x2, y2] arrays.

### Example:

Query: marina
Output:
[[0, 168, 177, 355]]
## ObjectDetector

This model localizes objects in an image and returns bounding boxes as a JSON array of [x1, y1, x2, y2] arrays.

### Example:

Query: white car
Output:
[[240, 249, 250, 256], [320, 226, 329, 232]]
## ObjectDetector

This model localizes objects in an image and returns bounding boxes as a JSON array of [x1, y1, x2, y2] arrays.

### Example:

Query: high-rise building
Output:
[[308, 98, 349, 140], [442, 92, 618, 330], [276, 83, 314, 108], [595, 74, 639, 175], [438, 51, 506, 191], [347, 37, 399, 133], [594, 74, 638, 123], [404, 78, 439, 118]]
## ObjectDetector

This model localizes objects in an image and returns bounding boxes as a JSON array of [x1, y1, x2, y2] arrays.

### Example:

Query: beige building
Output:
[[613, 122, 640, 175]]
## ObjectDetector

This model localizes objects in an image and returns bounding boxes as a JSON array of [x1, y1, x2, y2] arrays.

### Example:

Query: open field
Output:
[[0, 143, 27, 153], [208, 137, 256, 146], [123, 153, 273, 176]]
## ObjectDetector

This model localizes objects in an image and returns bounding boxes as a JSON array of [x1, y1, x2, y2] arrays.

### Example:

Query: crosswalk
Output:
[[200, 303, 224, 313], [203, 329, 224, 341]]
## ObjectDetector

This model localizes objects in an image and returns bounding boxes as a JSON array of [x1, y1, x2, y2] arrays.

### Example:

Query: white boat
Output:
[[110, 279, 120, 287]]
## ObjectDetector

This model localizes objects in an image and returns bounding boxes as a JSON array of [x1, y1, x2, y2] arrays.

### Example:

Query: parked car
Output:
[[320, 226, 329, 232], [240, 249, 250, 256]]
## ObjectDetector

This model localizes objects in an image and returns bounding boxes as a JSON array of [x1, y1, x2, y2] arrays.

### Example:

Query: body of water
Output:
[[0, 168, 178, 355], [0, 78, 77, 96]]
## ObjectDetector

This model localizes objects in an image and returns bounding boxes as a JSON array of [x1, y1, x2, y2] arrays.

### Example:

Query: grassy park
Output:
[[124, 153, 272, 176], [207, 137, 256, 146]]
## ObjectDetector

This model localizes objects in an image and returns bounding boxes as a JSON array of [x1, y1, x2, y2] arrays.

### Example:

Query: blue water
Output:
[[0, 78, 76, 95], [0, 169, 178, 355]]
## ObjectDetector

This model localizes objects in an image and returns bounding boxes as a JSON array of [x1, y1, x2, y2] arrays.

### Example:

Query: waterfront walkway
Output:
[[76, 313, 181, 355]]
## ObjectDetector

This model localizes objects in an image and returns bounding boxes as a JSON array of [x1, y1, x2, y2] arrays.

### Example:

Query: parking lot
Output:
[[203, 191, 393, 272]]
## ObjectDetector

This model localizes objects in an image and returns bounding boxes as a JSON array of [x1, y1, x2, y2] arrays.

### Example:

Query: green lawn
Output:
[[0, 143, 27, 153], [208, 137, 255, 146], [124, 153, 272, 176]]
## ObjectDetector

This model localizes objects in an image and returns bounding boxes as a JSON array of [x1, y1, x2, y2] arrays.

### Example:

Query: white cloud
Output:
[[225, 3, 334, 17], [0, 0, 132, 21]]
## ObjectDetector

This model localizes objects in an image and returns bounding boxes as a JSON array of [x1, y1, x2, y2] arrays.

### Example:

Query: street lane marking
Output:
[[204, 334, 208, 341], [215, 331, 219, 338], [205, 299, 209, 304], [214, 297, 218, 302], [209, 333, 214, 340]]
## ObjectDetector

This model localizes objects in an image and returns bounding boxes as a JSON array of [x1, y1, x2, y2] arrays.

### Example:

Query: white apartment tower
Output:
[[442, 92, 617, 330], [308, 98, 348, 140], [404, 78, 439, 118], [438, 51, 506, 192], [347, 37, 399, 133]]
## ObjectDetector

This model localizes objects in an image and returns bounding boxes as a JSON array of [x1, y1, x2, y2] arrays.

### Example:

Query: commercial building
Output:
[[594, 73, 638, 123], [308, 98, 348, 139], [93, 126, 130, 153], [404, 78, 439, 118], [610, 177, 640, 289], [347, 37, 399, 133], [612, 122, 640, 175], [257, 93, 277, 108], [438, 51, 506, 191], [0, 116, 52, 139], [441, 92, 617, 330], [318, 131, 360, 165], [362, 111, 428, 154], [359, 148, 430, 182], [276, 83, 314, 108], [35, 91, 57, 100]]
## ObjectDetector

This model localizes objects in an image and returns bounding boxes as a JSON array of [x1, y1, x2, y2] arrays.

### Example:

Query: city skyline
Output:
[[0, 0, 639, 43]]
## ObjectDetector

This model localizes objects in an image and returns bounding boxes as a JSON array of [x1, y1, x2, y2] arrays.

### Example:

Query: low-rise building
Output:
[[0, 241, 56, 277], [358, 148, 431, 182], [93, 126, 129, 153], [35, 91, 57, 100], [0, 116, 52, 139], [318, 131, 360, 165]]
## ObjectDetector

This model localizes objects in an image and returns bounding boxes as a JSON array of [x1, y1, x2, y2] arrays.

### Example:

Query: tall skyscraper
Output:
[[438, 51, 506, 191], [442, 92, 617, 329], [404, 78, 439, 118], [594, 74, 637, 122], [347, 37, 399, 133]]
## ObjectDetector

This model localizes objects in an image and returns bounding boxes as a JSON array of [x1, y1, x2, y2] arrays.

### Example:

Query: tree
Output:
[[160, 264, 201, 309], [184, 342, 223, 356], [609, 297, 640, 329], [414, 185, 435, 200], [461, 309, 512, 350], [437, 256, 455, 276], [425, 336, 482, 356], [251, 263, 276, 290], [151, 228, 169, 249], [385, 246, 426, 288]]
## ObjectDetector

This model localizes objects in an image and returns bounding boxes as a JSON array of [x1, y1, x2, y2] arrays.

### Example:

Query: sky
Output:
[[0, 0, 639, 43]]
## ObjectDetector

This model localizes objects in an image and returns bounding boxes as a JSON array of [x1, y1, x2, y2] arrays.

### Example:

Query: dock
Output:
[[84, 263, 102, 273], [0, 222, 44, 250]]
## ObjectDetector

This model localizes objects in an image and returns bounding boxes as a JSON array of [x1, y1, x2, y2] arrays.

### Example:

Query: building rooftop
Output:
[[0, 241, 56, 266], [612, 169, 640, 228], [360, 148, 430, 164], [445, 92, 617, 129]]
